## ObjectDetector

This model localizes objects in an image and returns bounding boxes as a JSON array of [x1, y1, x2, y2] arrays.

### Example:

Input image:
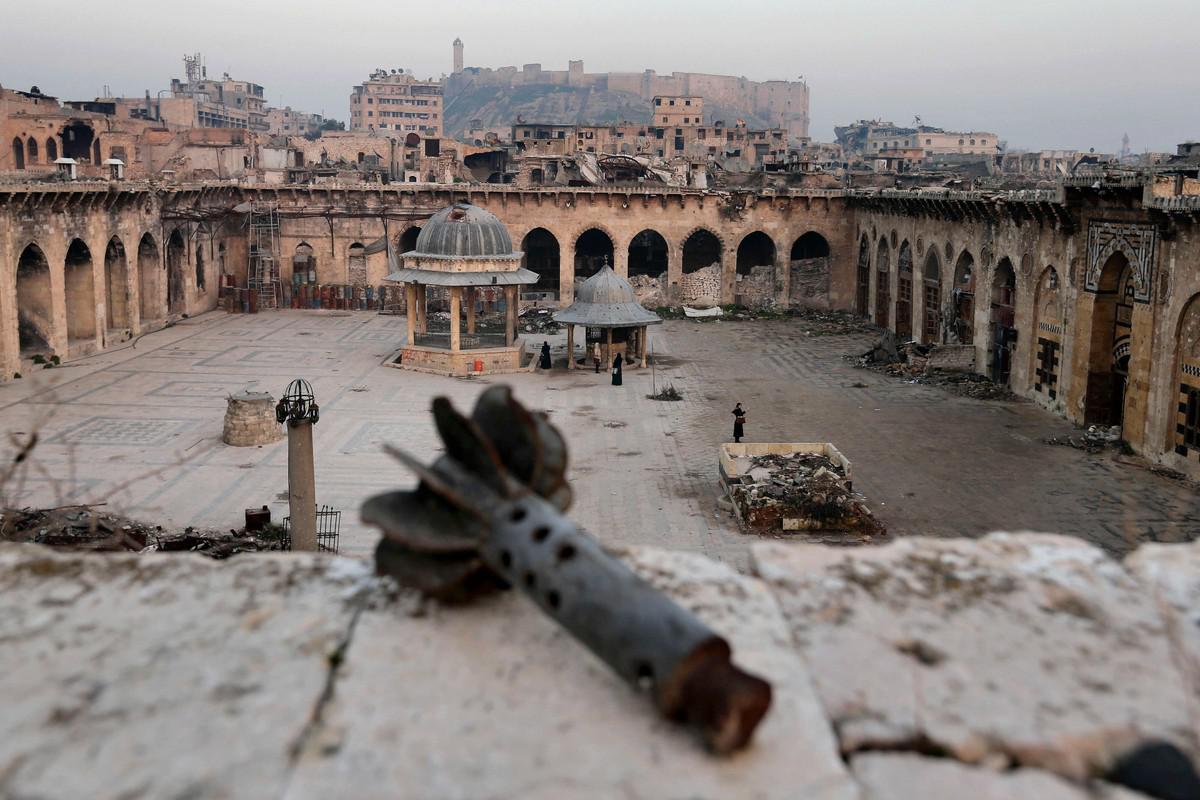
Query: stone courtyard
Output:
[[3, 308, 1200, 799], [1, 309, 1196, 562]]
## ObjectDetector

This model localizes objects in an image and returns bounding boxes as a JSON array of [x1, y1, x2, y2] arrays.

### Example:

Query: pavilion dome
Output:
[[413, 203, 514, 257], [576, 265, 638, 306], [553, 265, 662, 328]]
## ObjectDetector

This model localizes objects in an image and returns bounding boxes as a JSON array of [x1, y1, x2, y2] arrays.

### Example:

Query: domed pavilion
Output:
[[386, 203, 538, 375], [553, 263, 662, 369]]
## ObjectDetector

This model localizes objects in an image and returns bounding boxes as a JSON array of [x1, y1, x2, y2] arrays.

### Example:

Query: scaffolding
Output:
[[247, 202, 281, 309]]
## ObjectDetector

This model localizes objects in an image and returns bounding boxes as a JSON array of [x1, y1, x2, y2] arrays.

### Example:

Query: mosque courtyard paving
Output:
[[1, 309, 1196, 565]]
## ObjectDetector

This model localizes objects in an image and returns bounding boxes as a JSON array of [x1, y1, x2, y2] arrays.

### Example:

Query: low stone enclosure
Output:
[[2, 532, 1197, 798]]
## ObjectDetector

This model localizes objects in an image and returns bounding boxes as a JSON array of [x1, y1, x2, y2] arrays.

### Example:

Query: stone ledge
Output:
[[1, 534, 1197, 799]]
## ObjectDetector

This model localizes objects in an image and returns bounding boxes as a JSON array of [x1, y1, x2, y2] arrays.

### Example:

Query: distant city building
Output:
[[653, 96, 704, 127], [167, 54, 268, 131], [350, 70, 443, 137], [265, 106, 326, 137], [836, 120, 1000, 160]]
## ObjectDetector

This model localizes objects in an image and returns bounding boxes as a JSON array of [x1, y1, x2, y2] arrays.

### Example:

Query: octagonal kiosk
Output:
[[386, 203, 538, 375], [554, 264, 662, 369]]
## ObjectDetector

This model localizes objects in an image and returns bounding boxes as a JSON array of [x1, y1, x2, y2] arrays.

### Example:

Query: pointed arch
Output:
[[896, 240, 914, 340], [138, 233, 161, 322], [628, 229, 668, 279], [874, 237, 890, 328], [11, 137, 24, 170], [1171, 293, 1200, 459], [26, 138, 38, 165], [16, 243, 53, 355], [65, 239, 96, 345], [104, 236, 130, 330], [682, 228, 722, 274], [522, 228, 560, 297], [855, 234, 870, 315], [45, 137, 57, 161], [574, 228, 614, 279], [921, 249, 942, 342], [166, 229, 186, 315]]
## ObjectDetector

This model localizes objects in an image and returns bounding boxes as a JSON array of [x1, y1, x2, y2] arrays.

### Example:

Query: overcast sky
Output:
[[3, 0, 1196, 151]]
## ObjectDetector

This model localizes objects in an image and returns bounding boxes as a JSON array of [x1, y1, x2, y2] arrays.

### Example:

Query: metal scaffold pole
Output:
[[247, 201, 281, 309]]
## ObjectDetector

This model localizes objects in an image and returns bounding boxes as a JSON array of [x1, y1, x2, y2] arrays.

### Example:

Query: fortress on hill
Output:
[[443, 39, 810, 142]]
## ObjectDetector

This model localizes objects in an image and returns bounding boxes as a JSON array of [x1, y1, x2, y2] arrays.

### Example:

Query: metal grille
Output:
[[281, 504, 341, 553]]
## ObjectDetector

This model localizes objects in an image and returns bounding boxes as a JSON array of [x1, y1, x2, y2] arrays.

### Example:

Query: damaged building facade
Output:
[[2, 167, 1200, 477]]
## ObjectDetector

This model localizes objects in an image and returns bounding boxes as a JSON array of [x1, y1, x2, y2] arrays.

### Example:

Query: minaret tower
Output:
[[453, 38, 464, 73]]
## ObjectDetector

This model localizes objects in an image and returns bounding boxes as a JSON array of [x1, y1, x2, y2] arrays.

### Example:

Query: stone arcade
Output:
[[1, 177, 1199, 476]]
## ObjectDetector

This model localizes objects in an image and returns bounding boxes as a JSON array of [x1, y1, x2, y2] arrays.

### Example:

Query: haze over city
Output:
[[4, 0, 1198, 151]]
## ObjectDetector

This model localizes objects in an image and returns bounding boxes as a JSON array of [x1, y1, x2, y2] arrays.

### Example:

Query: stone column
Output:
[[505, 286, 517, 347], [466, 287, 476, 335], [613, 244, 629, 279], [560, 243, 575, 307], [405, 283, 416, 345], [667, 245, 683, 306], [287, 421, 318, 552], [450, 286, 462, 352], [640, 326, 648, 368], [605, 327, 613, 367], [417, 287, 427, 334], [567, 324, 575, 369]]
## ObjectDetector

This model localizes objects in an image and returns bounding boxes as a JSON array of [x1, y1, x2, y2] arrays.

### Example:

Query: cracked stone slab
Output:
[[1124, 539, 1200, 747], [285, 546, 859, 800], [751, 532, 1198, 783], [0, 544, 379, 800], [850, 753, 1150, 800]]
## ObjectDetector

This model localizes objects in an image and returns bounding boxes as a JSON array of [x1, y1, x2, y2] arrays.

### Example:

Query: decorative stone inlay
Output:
[[222, 391, 282, 447], [1086, 221, 1157, 302]]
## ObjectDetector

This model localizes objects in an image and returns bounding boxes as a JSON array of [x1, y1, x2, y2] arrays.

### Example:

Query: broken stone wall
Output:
[[789, 256, 832, 310], [735, 264, 775, 308], [678, 263, 722, 307]]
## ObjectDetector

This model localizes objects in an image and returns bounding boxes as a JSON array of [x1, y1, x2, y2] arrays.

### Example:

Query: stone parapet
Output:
[[1, 533, 1196, 798]]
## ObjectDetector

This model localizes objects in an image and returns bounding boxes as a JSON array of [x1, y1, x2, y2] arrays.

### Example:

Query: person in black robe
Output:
[[539, 341, 552, 370], [611, 353, 623, 386], [732, 403, 746, 443]]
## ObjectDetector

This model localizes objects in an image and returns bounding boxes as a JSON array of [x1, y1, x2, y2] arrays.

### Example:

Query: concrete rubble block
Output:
[[751, 532, 1198, 783], [0, 544, 379, 800], [1124, 539, 1200, 743], [850, 753, 1150, 800], [286, 546, 860, 800]]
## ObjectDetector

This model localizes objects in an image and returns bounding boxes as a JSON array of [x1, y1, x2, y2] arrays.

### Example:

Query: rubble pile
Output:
[[628, 274, 666, 308], [1043, 425, 1124, 454], [0, 505, 287, 558], [730, 453, 881, 534], [518, 307, 561, 335], [848, 335, 1016, 401]]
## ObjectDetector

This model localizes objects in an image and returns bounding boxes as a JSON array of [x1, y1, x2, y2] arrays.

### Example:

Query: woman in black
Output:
[[732, 403, 746, 443], [539, 341, 552, 370], [611, 353, 623, 386]]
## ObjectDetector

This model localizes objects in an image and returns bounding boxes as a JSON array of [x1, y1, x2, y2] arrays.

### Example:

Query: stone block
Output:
[[0, 545, 377, 799], [286, 546, 859, 800], [751, 532, 1197, 782]]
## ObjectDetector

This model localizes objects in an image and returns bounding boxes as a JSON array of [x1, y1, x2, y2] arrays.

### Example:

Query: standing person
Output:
[[611, 353, 623, 386], [539, 341, 552, 370], [732, 403, 746, 443], [593, 342, 601, 373]]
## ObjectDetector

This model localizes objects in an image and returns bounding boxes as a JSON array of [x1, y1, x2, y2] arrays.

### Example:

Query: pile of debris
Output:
[[729, 453, 881, 535], [0, 505, 288, 559], [848, 333, 1016, 401], [1044, 425, 1124, 454], [789, 307, 879, 336], [519, 307, 561, 335]]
